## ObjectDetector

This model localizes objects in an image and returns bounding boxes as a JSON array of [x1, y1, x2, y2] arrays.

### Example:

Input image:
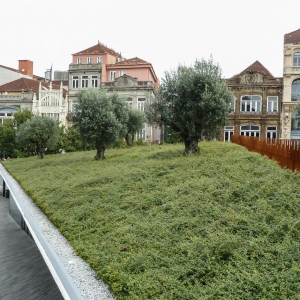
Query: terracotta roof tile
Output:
[[230, 60, 274, 79], [73, 42, 121, 57], [0, 78, 67, 98], [284, 28, 300, 45], [113, 57, 149, 66]]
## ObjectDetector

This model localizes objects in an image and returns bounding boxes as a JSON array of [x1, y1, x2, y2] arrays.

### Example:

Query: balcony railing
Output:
[[101, 80, 154, 88], [69, 63, 101, 71], [284, 66, 300, 74], [0, 94, 33, 101]]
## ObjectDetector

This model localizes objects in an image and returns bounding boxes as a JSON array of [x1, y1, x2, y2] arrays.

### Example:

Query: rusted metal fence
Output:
[[231, 135, 300, 172]]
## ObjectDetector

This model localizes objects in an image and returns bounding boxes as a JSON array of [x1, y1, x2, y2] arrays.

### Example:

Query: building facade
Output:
[[225, 61, 283, 141], [68, 42, 160, 142], [282, 28, 300, 139], [0, 78, 68, 126]]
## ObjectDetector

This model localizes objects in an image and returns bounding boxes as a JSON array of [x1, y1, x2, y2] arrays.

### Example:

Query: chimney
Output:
[[18, 60, 33, 77]]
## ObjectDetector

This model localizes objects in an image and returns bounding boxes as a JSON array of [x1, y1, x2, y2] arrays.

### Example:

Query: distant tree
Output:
[[150, 58, 233, 155], [145, 90, 169, 144], [72, 89, 129, 160], [13, 108, 34, 128], [0, 120, 17, 158], [125, 108, 145, 147], [16, 116, 60, 158]]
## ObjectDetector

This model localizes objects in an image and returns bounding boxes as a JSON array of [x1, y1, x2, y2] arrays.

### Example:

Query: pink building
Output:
[[68, 42, 160, 142]]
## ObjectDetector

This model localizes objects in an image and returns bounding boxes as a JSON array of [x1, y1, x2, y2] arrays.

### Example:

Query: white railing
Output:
[[0, 165, 85, 300]]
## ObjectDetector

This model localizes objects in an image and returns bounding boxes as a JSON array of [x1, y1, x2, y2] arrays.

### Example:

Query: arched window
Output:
[[291, 112, 300, 139], [294, 52, 300, 66], [291, 79, 300, 101]]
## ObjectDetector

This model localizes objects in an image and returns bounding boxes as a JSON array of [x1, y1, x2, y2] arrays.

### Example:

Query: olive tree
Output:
[[72, 89, 129, 160], [124, 108, 145, 147], [16, 116, 60, 158], [148, 58, 233, 155], [145, 90, 169, 144]]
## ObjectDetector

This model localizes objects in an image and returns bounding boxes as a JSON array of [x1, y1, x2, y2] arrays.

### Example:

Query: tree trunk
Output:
[[160, 122, 164, 145], [38, 151, 44, 159], [95, 143, 106, 160], [125, 133, 133, 147], [184, 138, 199, 155]]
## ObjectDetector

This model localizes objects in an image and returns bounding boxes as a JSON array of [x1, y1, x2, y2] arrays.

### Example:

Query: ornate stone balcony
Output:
[[0, 94, 33, 101], [69, 63, 102, 71], [284, 66, 300, 75]]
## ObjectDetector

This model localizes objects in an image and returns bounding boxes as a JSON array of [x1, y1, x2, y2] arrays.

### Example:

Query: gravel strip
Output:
[[0, 168, 116, 300]]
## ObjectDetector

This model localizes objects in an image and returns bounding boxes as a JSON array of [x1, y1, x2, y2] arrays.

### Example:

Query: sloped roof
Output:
[[0, 64, 42, 80], [114, 57, 149, 66], [73, 42, 121, 57], [284, 28, 300, 45], [0, 78, 67, 98], [230, 60, 274, 79]]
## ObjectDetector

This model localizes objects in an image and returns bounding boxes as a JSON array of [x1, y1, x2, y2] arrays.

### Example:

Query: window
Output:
[[291, 112, 300, 139], [87, 57, 92, 63], [92, 75, 98, 88], [137, 124, 146, 140], [267, 96, 278, 113], [77, 57, 82, 64], [241, 95, 261, 113], [110, 71, 116, 80], [72, 76, 79, 88], [229, 97, 235, 113], [266, 126, 277, 139], [82, 76, 88, 88], [292, 79, 300, 101], [138, 98, 146, 111], [97, 56, 102, 63], [240, 125, 260, 137], [126, 97, 133, 107], [224, 126, 234, 142], [293, 52, 300, 66], [72, 100, 78, 112], [120, 70, 126, 76], [0, 108, 17, 123]]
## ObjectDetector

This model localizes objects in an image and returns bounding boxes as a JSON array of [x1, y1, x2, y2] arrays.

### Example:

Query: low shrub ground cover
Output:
[[3, 142, 300, 299]]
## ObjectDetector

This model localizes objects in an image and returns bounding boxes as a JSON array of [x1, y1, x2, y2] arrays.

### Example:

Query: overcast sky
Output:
[[2, 0, 300, 81]]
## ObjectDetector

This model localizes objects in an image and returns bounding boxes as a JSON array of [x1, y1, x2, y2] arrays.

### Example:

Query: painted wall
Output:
[[0, 67, 32, 85]]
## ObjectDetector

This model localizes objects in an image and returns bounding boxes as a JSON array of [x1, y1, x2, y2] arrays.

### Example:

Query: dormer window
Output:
[[97, 56, 102, 63], [120, 70, 126, 76], [293, 52, 300, 66], [77, 57, 82, 64], [87, 57, 92, 63]]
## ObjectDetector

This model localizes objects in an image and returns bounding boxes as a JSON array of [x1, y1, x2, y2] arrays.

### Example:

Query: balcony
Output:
[[101, 80, 154, 89], [284, 66, 300, 75], [0, 94, 33, 101], [69, 63, 101, 71]]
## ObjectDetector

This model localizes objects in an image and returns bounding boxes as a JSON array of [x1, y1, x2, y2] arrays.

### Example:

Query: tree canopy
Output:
[[0, 120, 16, 158], [16, 116, 60, 158], [146, 58, 233, 154], [72, 89, 129, 160]]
